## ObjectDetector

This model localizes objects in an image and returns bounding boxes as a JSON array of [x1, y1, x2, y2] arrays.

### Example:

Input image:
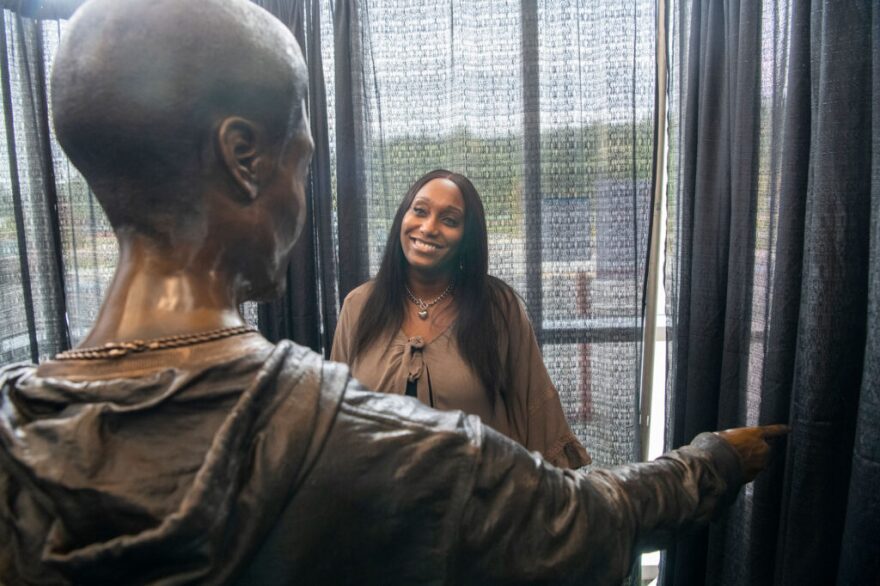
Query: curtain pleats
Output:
[[664, 1, 879, 584], [255, 0, 339, 355], [333, 0, 370, 302], [835, 7, 880, 584], [776, 2, 874, 583]]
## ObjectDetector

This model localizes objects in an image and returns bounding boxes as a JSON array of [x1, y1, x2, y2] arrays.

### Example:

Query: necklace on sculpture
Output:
[[53, 325, 258, 360], [405, 280, 455, 320]]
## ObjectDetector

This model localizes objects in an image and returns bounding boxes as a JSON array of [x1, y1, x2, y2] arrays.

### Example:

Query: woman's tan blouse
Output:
[[330, 282, 591, 469]]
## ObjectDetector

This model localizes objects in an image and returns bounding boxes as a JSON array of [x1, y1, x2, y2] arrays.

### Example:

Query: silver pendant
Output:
[[406, 281, 455, 322]]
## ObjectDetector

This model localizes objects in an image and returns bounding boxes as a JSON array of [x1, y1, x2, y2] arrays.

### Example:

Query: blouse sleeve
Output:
[[502, 291, 591, 469], [330, 290, 360, 365]]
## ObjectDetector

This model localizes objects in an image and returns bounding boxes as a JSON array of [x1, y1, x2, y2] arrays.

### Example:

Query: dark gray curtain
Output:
[[664, 0, 879, 584], [333, 0, 370, 301], [254, 0, 339, 355]]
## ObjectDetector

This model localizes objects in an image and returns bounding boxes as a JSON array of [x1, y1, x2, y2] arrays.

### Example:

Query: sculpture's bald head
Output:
[[51, 0, 309, 237]]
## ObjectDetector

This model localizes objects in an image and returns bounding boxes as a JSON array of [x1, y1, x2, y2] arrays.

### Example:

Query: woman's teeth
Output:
[[412, 238, 440, 251]]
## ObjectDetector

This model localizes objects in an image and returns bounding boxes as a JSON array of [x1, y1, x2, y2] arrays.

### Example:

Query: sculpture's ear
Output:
[[217, 116, 267, 201]]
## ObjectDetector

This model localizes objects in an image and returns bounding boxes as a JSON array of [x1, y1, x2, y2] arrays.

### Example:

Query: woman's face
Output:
[[399, 178, 466, 277]]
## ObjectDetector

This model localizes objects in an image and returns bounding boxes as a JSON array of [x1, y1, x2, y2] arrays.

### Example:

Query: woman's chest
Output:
[[353, 332, 497, 422]]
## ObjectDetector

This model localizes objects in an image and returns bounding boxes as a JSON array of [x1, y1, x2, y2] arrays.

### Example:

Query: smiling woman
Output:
[[331, 170, 590, 468], [399, 177, 465, 281]]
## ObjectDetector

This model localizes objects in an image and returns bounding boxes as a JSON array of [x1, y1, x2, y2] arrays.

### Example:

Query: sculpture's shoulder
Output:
[[0, 362, 37, 389]]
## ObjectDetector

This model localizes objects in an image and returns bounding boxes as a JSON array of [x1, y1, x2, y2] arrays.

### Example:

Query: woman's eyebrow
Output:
[[412, 197, 463, 215]]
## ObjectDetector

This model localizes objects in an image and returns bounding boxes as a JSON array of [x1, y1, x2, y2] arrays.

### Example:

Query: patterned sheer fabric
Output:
[[1, 15, 84, 362], [329, 0, 655, 468]]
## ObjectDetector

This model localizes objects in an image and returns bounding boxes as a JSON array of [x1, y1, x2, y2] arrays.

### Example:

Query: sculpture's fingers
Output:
[[760, 424, 790, 438]]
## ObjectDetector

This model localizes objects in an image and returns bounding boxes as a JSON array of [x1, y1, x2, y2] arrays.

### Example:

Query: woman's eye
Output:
[[442, 218, 459, 227], [413, 207, 427, 216]]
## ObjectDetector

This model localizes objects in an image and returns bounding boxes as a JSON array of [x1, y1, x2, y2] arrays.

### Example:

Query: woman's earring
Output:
[[459, 257, 464, 271]]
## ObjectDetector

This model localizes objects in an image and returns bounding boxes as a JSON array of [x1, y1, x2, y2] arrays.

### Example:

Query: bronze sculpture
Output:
[[0, 0, 787, 584]]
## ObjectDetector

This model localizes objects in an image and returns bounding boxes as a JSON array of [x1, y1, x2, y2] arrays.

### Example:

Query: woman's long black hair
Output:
[[350, 169, 513, 403]]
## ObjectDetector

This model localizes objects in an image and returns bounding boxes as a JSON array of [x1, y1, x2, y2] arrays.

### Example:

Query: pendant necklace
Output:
[[405, 280, 455, 320]]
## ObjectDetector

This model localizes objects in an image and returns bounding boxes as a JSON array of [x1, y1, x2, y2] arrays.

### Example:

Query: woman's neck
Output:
[[405, 269, 455, 300]]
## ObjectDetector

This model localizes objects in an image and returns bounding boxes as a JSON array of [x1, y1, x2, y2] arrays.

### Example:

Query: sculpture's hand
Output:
[[715, 424, 789, 482]]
